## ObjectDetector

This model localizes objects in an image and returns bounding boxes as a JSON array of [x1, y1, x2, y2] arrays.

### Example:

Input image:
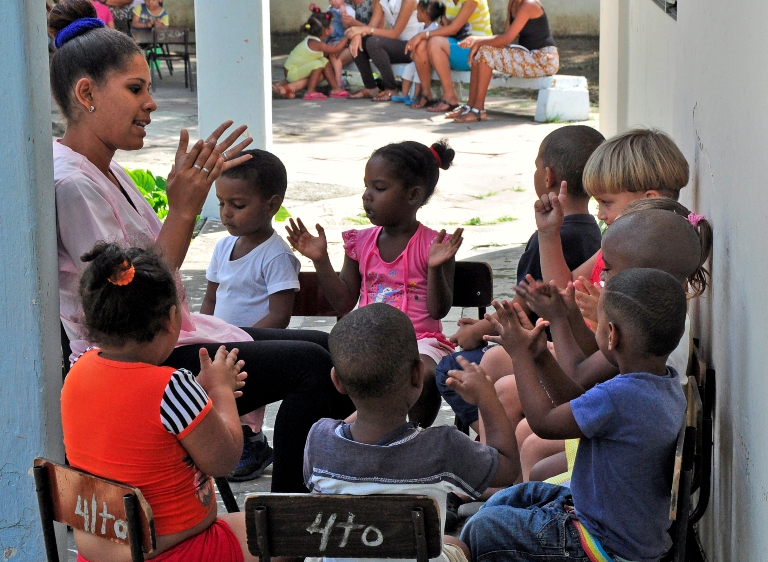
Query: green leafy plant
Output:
[[126, 168, 169, 220]]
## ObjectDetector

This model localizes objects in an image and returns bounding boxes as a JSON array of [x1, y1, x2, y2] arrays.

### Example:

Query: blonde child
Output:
[[478, 128, 691, 394], [286, 140, 463, 428], [393, 0, 446, 104], [273, 11, 350, 100], [61, 243, 254, 562]]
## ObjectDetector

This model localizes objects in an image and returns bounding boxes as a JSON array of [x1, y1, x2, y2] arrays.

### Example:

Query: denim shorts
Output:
[[461, 483, 590, 562], [448, 37, 472, 71], [435, 347, 488, 426]]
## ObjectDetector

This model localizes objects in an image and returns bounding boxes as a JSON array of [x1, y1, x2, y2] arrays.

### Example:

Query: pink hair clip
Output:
[[687, 212, 706, 227]]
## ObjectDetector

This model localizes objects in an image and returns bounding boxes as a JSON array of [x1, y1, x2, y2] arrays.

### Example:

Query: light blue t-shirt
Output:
[[570, 368, 686, 562]]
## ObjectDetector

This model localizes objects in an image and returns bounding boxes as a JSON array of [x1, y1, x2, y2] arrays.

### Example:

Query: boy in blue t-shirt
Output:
[[436, 125, 605, 433], [453, 268, 687, 562]]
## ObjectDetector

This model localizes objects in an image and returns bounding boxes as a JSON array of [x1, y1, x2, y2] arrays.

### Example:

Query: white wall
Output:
[[601, 0, 768, 559]]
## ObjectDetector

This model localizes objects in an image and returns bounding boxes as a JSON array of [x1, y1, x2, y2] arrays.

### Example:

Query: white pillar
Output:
[[195, 0, 272, 218], [0, 1, 65, 559]]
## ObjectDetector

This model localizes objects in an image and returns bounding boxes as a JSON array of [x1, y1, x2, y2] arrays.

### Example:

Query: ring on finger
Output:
[[222, 150, 229, 160], [202, 167, 211, 173], [193, 164, 202, 170]]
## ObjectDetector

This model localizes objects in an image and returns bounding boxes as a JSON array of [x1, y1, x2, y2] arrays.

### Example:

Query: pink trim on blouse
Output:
[[53, 140, 251, 361]]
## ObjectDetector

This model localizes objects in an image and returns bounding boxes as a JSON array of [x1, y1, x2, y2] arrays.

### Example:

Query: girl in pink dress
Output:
[[287, 140, 463, 428]]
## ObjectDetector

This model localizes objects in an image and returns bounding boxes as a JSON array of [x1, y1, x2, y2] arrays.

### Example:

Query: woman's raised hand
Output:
[[285, 218, 329, 262], [165, 121, 253, 220], [428, 228, 464, 268]]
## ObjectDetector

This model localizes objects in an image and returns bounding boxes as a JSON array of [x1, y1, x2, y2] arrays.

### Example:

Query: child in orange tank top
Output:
[[61, 243, 257, 562]]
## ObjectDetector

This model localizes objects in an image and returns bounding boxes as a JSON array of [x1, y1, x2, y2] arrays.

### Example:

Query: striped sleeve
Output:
[[160, 368, 212, 438]]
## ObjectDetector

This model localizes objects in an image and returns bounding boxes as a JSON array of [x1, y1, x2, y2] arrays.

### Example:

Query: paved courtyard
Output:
[[60, 55, 597, 558]]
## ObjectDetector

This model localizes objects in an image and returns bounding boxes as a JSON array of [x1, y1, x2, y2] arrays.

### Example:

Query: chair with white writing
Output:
[[33, 457, 155, 562], [244, 493, 442, 562]]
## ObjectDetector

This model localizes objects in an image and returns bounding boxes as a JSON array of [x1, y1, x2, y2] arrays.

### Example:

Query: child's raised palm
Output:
[[486, 300, 549, 358], [429, 228, 464, 268], [534, 181, 567, 235], [285, 218, 328, 262], [574, 276, 601, 326], [515, 275, 568, 321]]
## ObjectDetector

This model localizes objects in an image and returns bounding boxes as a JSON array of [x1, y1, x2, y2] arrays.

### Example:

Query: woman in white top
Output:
[[346, 0, 420, 100]]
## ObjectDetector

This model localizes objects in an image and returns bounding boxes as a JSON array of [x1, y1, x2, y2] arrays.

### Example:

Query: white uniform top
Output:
[[379, 0, 421, 40], [206, 232, 300, 327]]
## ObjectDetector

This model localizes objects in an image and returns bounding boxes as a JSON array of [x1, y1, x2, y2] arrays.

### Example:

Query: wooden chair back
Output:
[[33, 458, 155, 562], [292, 271, 339, 317], [453, 261, 494, 319], [664, 376, 702, 562], [244, 493, 441, 562], [291, 261, 494, 320], [152, 27, 190, 46]]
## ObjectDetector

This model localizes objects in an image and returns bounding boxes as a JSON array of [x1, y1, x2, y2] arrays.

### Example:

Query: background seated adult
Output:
[[450, 0, 558, 122], [49, 0, 353, 495], [345, 0, 420, 101], [406, 0, 492, 111]]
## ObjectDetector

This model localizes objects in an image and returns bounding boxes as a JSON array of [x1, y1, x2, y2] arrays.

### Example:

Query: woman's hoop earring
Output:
[[89, 106, 95, 113]]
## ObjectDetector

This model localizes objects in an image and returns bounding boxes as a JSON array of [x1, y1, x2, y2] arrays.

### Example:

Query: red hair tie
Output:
[[429, 146, 442, 167], [108, 260, 135, 286]]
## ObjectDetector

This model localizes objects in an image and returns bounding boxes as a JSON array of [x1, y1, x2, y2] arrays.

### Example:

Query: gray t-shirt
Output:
[[570, 368, 686, 562], [304, 418, 498, 562]]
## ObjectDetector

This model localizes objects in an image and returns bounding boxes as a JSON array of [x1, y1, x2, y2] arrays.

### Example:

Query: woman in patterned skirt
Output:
[[449, 0, 559, 122]]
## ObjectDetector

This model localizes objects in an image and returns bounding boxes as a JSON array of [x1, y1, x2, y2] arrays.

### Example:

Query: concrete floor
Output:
[[62, 54, 598, 559]]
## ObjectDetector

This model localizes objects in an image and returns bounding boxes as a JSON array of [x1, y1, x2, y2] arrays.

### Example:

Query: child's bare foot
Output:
[[349, 88, 379, 99], [272, 84, 295, 99]]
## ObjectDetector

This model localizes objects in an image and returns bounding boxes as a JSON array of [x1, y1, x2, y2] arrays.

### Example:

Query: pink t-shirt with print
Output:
[[342, 224, 454, 348], [53, 140, 251, 361]]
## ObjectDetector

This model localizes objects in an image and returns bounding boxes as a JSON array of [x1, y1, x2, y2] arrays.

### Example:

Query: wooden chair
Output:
[[292, 271, 339, 318], [58, 325, 240, 514], [33, 458, 155, 562], [453, 261, 494, 320], [244, 494, 441, 562], [291, 261, 494, 320], [662, 375, 702, 562], [148, 27, 193, 91]]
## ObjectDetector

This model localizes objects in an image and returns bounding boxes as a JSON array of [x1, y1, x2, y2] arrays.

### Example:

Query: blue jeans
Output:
[[460, 483, 591, 562], [435, 347, 488, 426]]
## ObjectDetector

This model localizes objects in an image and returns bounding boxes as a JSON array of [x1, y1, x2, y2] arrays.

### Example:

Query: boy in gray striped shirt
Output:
[[304, 304, 519, 562]]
